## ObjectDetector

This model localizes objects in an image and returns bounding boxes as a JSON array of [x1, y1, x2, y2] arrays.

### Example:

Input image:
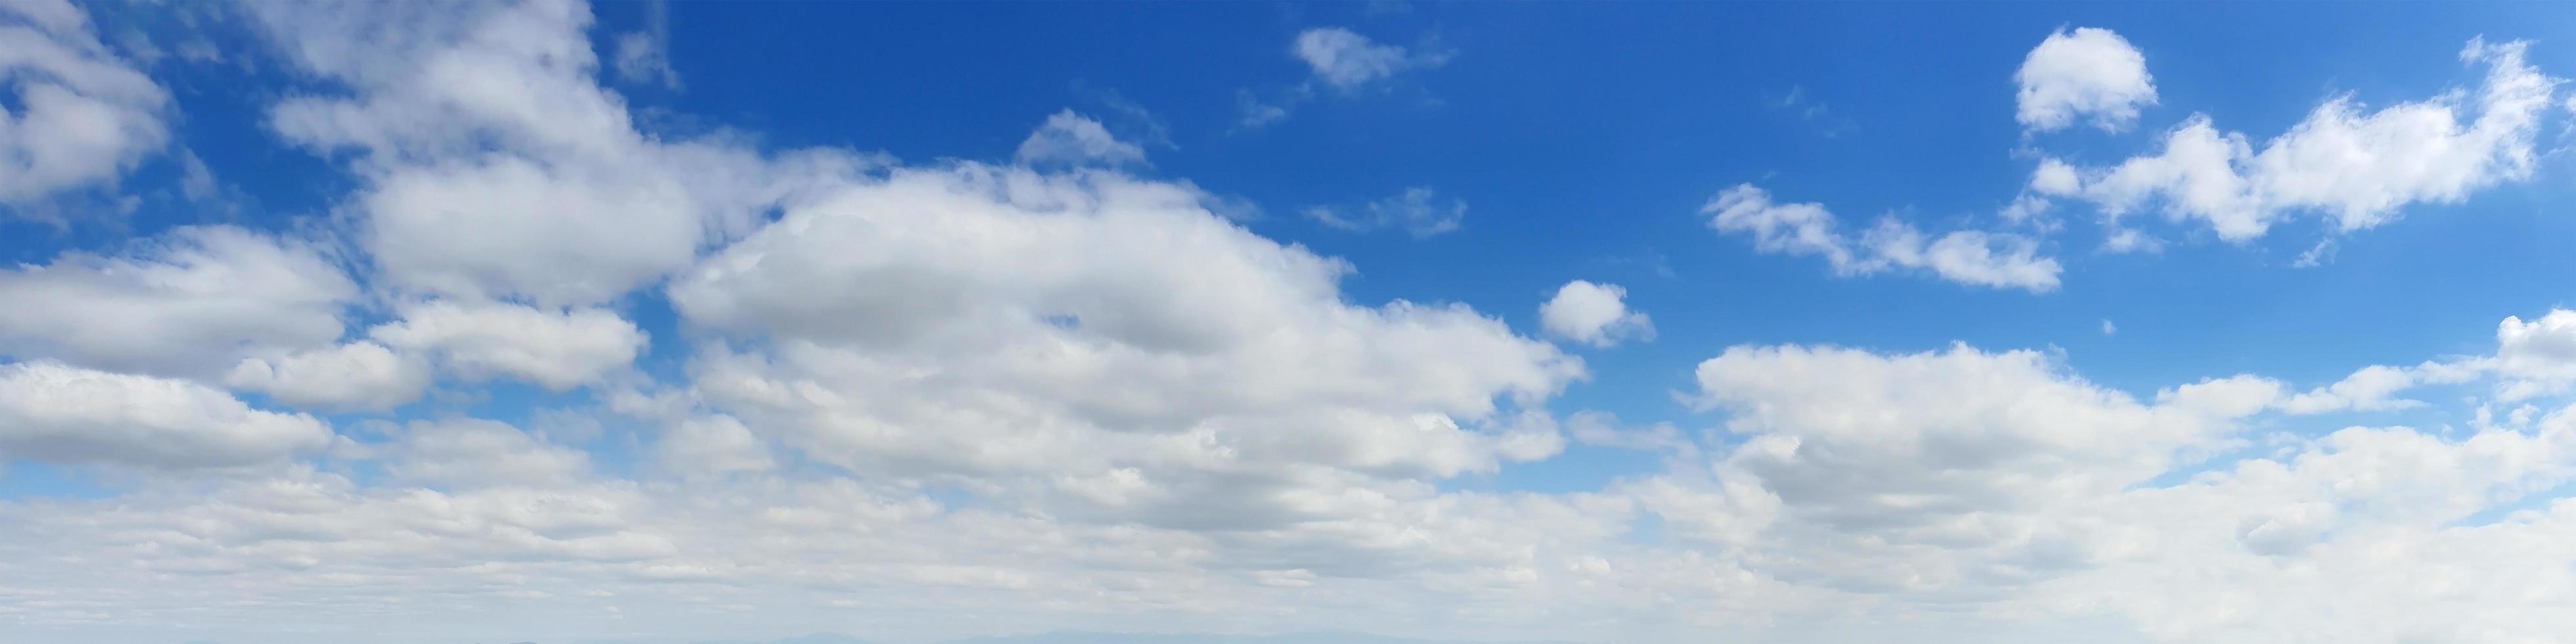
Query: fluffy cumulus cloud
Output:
[[1703, 184, 2062, 291], [2485, 310, 2576, 400], [369, 300, 646, 391], [2015, 27, 2157, 133], [0, 225, 358, 377], [0, 0, 170, 211], [1539, 280, 1652, 348], [248, 0, 849, 308], [0, 361, 331, 469], [22, 2, 2576, 643], [669, 164, 1582, 532], [224, 341, 431, 411], [2054, 37, 2561, 241]]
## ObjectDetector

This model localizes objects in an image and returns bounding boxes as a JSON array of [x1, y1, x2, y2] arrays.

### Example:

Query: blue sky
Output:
[[11, 1, 2576, 643]]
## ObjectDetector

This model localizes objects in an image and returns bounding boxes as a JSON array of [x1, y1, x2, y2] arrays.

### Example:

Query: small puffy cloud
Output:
[[1539, 280, 1652, 348], [1293, 27, 1447, 91], [225, 342, 431, 412], [2015, 27, 2157, 133], [1305, 186, 1467, 238], [2066, 38, 2560, 241], [1015, 110, 1145, 166], [0, 225, 358, 378], [1703, 184, 2061, 292], [0, 360, 331, 469], [609, 0, 678, 89], [0, 0, 171, 211], [369, 300, 647, 391], [2031, 158, 2082, 195]]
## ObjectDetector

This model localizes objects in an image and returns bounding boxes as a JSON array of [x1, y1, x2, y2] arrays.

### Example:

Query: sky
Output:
[[9, 1, 2576, 643]]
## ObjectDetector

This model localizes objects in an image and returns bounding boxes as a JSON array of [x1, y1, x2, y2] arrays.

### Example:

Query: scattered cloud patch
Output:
[[2016, 27, 2157, 133], [1539, 280, 1653, 348], [369, 300, 646, 391], [0, 226, 357, 378], [1016, 110, 1147, 166], [1703, 184, 2062, 291], [1306, 186, 1468, 237], [1294, 27, 1449, 91], [0, 360, 331, 469], [0, 0, 172, 212], [610, 0, 680, 89], [225, 341, 431, 412], [2058, 38, 2560, 241]]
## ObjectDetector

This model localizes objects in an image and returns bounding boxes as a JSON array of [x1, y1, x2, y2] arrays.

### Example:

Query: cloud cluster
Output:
[[0, 0, 170, 211], [2053, 38, 2560, 242], [1703, 184, 2062, 291], [1724, 28, 2563, 287], [11, 3, 2576, 644], [2015, 27, 2158, 133], [1539, 281, 1652, 348]]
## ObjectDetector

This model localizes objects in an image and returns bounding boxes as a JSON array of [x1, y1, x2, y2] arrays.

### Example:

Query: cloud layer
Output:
[[7, 5, 2576, 644]]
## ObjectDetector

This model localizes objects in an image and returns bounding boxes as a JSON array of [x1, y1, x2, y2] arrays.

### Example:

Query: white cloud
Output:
[[2293, 239, 2339, 268], [32, 2, 2576, 642], [670, 164, 1580, 530], [2101, 318, 2117, 336], [2031, 158, 2082, 195], [656, 415, 776, 478], [1703, 184, 2063, 291], [1293, 27, 1446, 91], [0, 225, 358, 378], [1652, 340, 2576, 642], [381, 418, 592, 488], [0, 360, 331, 469], [1661, 343, 2278, 607], [1235, 88, 1296, 128], [2490, 310, 2576, 400], [1565, 411, 1697, 456], [2015, 27, 2157, 133], [2278, 364, 2422, 414], [250, 0, 855, 307], [2067, 38, 2560, 241], [1305, 186, 1466, 237], [609, 0, 678, 89], [1539, 280, 1652, 348], [1015, 110, 1145, 166], [224, 342, 432, 412], [0, 0, 170, 210], [369, 300, 646, 391]]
